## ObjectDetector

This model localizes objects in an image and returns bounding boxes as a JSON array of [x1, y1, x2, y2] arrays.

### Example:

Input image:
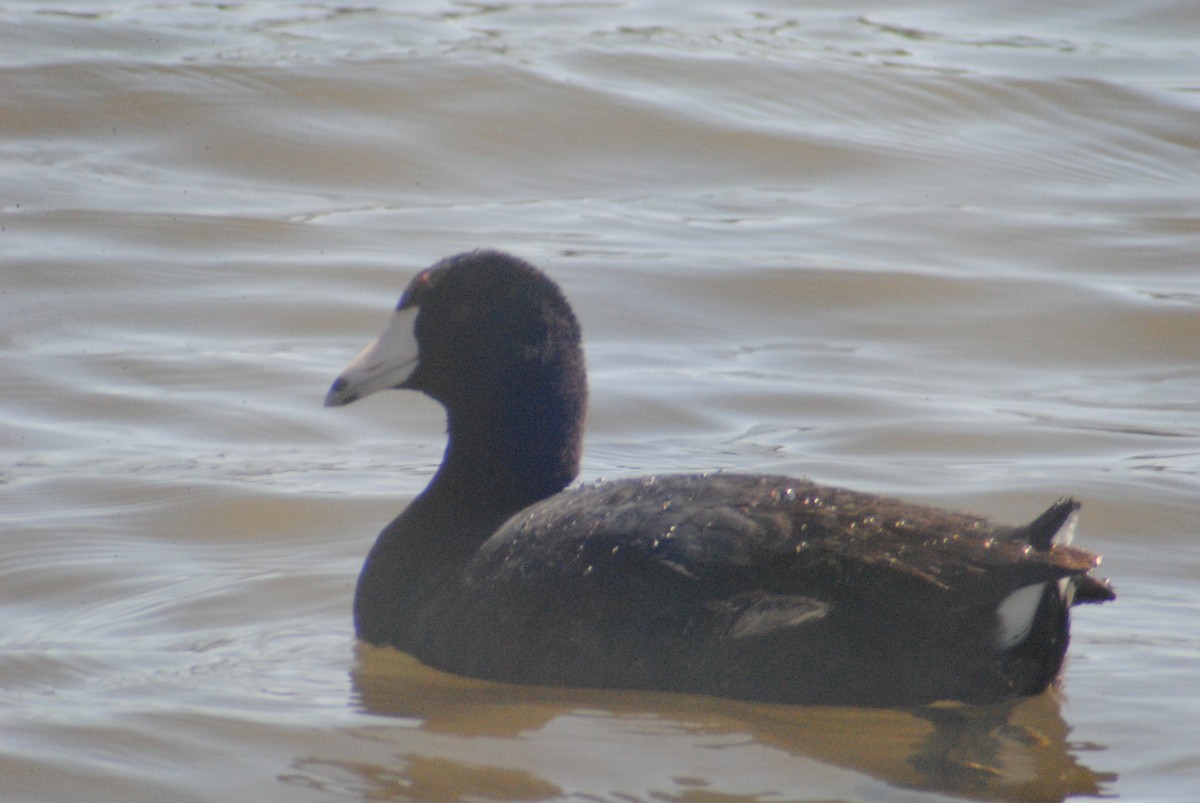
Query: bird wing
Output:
[[481, 474, 1104, 606]]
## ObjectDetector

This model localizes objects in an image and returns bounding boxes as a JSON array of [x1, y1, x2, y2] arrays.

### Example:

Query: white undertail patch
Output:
[[1053, 510, 1079, 547], [995, 508, 1080, 649], [995, 583, 1046, 650], [1052, 510, 1080, 607]]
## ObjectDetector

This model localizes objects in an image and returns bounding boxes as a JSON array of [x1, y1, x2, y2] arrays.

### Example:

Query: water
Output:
[[3, 2, 1198, 800]]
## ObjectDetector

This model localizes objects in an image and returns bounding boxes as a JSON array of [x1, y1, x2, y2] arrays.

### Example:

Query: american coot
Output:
[[326, 250, 1114, 707]]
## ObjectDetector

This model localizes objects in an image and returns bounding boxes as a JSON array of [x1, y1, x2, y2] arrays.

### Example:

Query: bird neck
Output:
[[427, 388, 585, 518]]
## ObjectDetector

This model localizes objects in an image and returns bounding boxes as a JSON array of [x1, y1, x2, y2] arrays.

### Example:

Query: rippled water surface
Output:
[[3, 2, 1199, 800]]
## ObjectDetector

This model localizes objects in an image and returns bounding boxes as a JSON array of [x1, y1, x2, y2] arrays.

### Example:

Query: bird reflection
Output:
[[335, 643, 1115, 801]]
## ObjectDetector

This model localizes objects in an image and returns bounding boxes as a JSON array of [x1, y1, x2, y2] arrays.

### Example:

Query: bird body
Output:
[[327, 250, 1113, 706]]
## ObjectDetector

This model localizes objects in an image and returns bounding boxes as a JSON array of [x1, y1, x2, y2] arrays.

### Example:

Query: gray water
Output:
[[3, 2, 1199, 800]]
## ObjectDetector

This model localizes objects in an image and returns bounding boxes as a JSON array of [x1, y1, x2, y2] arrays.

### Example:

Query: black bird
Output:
[[326, 249, 1114, 706]]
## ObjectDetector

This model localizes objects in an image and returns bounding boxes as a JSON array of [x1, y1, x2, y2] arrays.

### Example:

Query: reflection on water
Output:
[[343, 644, 1115, 801], [284, 755, 563, 802]]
